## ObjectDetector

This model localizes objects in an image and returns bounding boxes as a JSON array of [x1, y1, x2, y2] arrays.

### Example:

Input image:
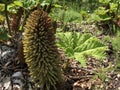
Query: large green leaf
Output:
[[13, 1, 23, 7], [56, 32, 108, 66]]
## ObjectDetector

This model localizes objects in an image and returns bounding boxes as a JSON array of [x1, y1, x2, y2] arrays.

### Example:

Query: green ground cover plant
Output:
[[56, 32, 108, 67]]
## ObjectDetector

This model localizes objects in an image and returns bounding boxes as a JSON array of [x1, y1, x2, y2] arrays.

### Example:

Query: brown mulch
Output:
[[60, 50, 120, 90]]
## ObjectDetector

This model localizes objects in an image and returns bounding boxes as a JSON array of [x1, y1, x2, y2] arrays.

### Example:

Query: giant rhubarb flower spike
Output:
[[23, 8, 62, 90]]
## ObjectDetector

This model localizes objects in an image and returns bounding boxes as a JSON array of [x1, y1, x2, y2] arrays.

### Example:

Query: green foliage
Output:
[[87, 0, 120, 35], [92, 64, 113, 89], [0, 4, 4, 11], [87, 13, 102, 22], [19, 0, 37, 9], [80, 10, 89, 20], [51, 8, 82, 23], [63, 9, 82, 23], [111, 31, 120, 51], [110, 31, 120, 68], [0, 28, 11, 40], [41, 0, 58, 4], [0, 0, 41, 37], [7, 1, 23, 13], [90, 1, 119, 20], [102, 31, 120, 69], [0, 14, 5, 22], [99, 0, 111, 4], [56, 32, 108, 66]]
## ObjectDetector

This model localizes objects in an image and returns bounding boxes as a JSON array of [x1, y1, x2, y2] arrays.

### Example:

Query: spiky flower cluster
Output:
[[23, 8, 61, 90]]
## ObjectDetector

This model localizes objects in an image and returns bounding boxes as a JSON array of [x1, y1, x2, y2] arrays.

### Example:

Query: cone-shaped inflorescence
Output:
[[23, 8, 62, 90]]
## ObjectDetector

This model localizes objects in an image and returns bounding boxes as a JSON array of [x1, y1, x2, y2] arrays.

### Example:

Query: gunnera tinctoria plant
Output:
[[23, 8, 62, 90]]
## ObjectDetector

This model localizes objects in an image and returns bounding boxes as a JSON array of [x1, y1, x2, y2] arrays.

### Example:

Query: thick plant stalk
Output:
[[5, 4, 11, 35], [23, 8, 62, 90]]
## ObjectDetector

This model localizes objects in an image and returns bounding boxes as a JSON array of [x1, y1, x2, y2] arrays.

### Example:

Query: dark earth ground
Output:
[[59, 47, 120, 90], [0, 23, 120, 90]]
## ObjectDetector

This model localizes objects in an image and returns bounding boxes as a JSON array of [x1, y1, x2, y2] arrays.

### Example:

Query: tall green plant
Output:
[[56, 32, 108, 66]]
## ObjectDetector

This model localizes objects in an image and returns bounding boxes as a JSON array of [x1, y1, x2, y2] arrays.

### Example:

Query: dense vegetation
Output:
[[0, 0, 120, 90]]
